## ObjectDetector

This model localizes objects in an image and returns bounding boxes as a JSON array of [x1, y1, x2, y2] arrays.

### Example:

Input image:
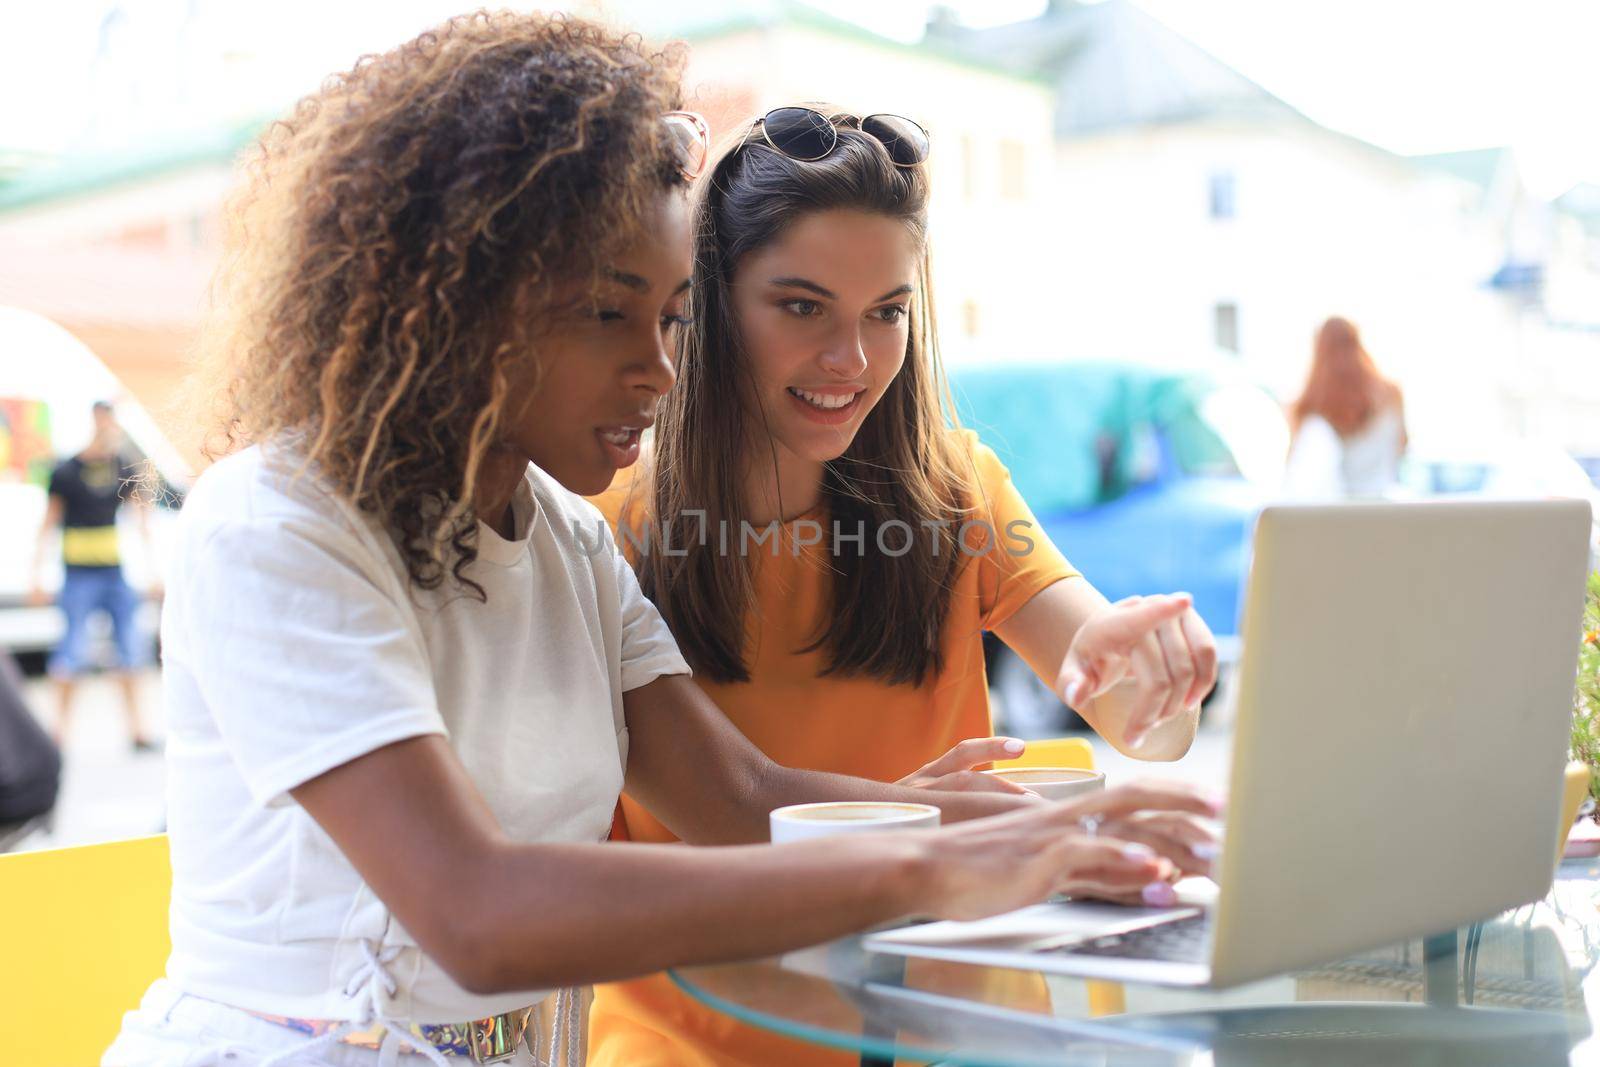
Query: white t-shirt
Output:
[[158, 444, 689, 1024]]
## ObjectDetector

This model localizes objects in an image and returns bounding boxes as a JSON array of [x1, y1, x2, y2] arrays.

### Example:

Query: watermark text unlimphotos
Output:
[[571, 512, 1037, 559]]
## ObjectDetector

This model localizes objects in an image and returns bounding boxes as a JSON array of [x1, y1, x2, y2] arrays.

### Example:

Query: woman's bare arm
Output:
[[291, 730, 1215, 994], [619, 673, 1032, 845], [291, 734, 927, 992]]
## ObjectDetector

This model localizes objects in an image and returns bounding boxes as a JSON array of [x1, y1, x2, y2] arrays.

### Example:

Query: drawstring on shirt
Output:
[[256, 940, 450, 1067], [172, 940, 576, 1065]]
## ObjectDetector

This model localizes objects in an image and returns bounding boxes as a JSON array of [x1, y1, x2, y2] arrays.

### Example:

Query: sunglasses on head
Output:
[[662, 111, 712, 182], [749, 106, 930, 168]]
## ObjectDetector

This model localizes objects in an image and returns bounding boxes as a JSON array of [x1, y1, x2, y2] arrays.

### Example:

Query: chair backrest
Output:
[[0, 834, 171, 1066], [992, 736, 1094, 771], [1560, 762, 1591, 861]]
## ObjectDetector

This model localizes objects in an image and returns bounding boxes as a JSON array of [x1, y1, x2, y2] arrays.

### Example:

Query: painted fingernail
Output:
[[1121, 842, 1156, 861], [1192, 843, 1220, 861], [1142, 881, 1179, 907], [1206, 791, 1227, 815], [1065, 680, 1082, 705], [1002, 738, 1025, 755]]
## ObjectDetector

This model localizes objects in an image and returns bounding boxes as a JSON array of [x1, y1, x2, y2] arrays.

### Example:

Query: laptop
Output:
[[868, 499, 1594, 988]]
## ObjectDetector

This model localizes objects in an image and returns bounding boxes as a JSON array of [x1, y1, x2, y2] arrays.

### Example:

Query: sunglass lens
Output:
[[862, 114, 929, 166], [763, 107, 836, 161], [663, 114, 708, 179]]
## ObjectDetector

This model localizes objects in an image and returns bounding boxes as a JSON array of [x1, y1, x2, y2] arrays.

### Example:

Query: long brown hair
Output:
[[191, 12, 683, 595], [1290, 316, 1402, 437], [634, 113, 971, 687]]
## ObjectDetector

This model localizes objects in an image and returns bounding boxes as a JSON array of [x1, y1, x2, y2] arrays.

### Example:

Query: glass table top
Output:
[[668, 860, 1600, 1066]]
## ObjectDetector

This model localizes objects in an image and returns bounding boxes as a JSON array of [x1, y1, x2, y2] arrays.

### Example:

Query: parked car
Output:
[[960, 356, 1600, 739], [951, 356, 1288, 738], [0, 305, 189, 669], [1396, 439, 1600, 563]]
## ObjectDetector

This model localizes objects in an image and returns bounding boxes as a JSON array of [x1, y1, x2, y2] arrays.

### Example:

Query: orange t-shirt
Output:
[[587, 431, 1079, 1067]]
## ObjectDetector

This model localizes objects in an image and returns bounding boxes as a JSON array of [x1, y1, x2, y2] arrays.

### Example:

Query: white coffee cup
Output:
[[981, 766, 1106, 801], [769, 801, 941, 844]]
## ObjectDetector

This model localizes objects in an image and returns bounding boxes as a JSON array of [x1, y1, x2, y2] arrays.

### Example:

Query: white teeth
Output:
[[789, 388, 857, 410], [599, 428, 635, 445]]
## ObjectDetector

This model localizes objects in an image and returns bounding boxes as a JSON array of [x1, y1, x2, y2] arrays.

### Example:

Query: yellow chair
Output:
[[1559, 761, 1591, 862], [992, 736, 1125, 1016], [0, 834, 172, 1067], [991, 736, 1094, 772]]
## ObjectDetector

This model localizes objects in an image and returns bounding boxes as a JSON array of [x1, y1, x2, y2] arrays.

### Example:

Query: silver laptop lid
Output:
[[1210, 499, 1593, 987]]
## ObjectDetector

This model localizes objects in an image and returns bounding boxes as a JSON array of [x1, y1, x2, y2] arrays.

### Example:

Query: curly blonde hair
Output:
[[193, 11, 684, 594]]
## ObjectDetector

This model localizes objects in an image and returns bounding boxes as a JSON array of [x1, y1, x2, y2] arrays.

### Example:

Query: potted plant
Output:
[[1574, 571, 1600, 808]]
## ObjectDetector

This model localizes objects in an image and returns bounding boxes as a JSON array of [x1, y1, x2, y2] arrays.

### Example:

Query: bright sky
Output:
[[4, 0, 1597, 198], [1129, 0, 1600, 199], [817, 0, 1600, 198]]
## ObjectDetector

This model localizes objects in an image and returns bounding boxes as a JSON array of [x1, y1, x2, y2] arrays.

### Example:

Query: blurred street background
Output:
[[2, 0, 1598, 851]]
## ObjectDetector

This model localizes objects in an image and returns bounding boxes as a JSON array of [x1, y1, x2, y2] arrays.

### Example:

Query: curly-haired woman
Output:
[[103, 17, 1218, 1067]]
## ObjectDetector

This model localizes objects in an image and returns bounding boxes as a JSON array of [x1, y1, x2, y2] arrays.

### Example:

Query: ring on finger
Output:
[[1079, 814, 1102, 838]]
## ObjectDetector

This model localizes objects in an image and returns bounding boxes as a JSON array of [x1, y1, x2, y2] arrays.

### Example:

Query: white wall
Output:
[[678, 27, 1600, 451], [1045, 117, 1600, 450], [684, 26, 1061, 363]]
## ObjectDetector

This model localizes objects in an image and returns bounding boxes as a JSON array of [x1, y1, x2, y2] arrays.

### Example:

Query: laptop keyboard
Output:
[[1052, 913, 1212, 965]]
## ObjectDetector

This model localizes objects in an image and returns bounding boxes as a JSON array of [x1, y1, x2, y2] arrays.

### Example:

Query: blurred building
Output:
[[0, 123, 251, 454], [607, 0, 1061, 365], [926, 0, 1600, 451], [2, 0, 1598, 455]]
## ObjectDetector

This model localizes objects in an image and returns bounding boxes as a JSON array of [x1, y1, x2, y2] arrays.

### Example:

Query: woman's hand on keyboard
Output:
[[910, 779, 1222, 921]]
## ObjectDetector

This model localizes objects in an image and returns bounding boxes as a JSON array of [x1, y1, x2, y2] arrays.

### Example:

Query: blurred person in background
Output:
[[1282, 316, 1408, 499], [27, 400, 156, 750]]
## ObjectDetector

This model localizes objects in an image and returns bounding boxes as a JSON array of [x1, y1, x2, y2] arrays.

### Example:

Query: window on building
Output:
[[1214, 302, 1240, 353], [962, 299, 981, 339], [1209, 171, 1236, 219], [999, 140, 1025, 200]]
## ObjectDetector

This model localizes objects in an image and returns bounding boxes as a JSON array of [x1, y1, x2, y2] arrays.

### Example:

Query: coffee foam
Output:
[[779, 803, 934, 822], [988, 768, 1100, 784]]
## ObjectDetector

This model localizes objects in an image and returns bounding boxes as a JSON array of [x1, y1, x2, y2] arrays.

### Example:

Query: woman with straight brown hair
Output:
[[589, 105, 1222, 1067], [1284, 316, 1408, 499]]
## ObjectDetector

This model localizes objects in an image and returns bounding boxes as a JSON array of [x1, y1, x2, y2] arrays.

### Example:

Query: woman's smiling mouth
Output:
[[786, 386, 865, 424]]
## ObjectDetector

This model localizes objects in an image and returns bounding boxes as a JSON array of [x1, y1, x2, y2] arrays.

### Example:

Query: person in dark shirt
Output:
[[27, 401, 156, 750]]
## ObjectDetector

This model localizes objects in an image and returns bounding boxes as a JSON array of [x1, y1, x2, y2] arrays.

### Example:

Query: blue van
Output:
[[951, 358, 1287, 737]]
